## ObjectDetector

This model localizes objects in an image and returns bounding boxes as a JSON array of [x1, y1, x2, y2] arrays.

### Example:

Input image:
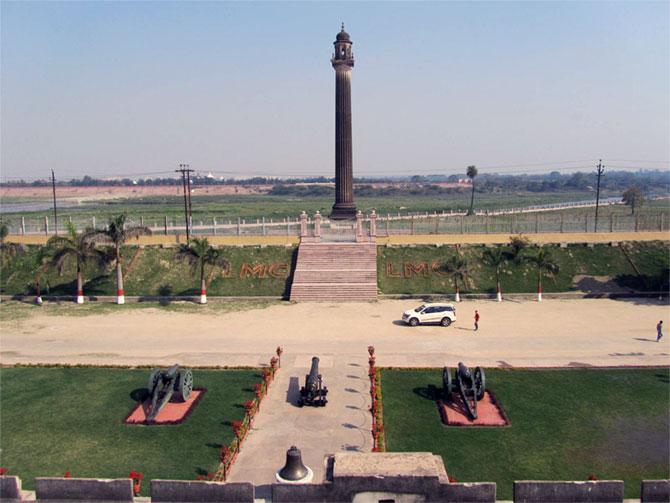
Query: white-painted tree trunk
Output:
[[76, 270, 84, 304], [116, 262, 125, 304], [200, 278, 207, 304]]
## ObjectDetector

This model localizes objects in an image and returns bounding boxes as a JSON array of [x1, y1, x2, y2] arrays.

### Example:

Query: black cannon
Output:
[[146, 364, 193, 421], [298, 356, 328, 407], [442, 362, 485, 420]]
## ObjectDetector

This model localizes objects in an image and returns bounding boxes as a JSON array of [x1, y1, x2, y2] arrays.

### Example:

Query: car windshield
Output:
[[414, 305, 426, 312]]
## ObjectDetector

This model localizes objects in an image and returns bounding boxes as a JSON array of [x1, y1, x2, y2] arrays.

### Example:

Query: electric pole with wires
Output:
[[594, 159, 604, 232], [175, 164, 194, 240]]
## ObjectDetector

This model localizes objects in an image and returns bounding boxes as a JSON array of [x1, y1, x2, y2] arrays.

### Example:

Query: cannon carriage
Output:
[[146, 364, 193, 421], [443, 362, 485, 420], [298, 356, 328, 407]]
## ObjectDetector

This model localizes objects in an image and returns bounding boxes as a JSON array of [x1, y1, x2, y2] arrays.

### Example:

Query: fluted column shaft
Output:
[[335, 68, 353, 205]]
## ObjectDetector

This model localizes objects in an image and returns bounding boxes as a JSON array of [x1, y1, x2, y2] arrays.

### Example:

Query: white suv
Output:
[[402, 303, 456, 327]]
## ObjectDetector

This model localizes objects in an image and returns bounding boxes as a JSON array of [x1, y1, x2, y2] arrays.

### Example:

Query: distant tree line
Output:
[[3, 170, 669, 195]]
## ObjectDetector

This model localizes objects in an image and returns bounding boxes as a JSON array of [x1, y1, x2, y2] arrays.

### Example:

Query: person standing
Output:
[[657, 320, 664, 342], [474, 310, 480, 331]]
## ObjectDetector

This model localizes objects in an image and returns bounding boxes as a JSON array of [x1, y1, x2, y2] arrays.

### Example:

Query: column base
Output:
[[330, 204, 357, 220]]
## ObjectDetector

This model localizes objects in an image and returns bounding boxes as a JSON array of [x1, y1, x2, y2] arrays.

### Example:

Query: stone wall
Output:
[[641, 479, 670, 503], [0, 476, 22, 501], [150, 480, 254, 502], [513, 480, 624, 502], [34, 477, 134, 501]]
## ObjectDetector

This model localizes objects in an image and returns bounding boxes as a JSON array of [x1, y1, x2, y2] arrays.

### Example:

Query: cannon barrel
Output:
[[298, 356, 328, 407], [305, 357, 320, 390]]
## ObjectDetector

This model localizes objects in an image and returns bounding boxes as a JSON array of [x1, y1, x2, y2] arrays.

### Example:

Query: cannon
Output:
[[298, 357, 328, 407], [145, 364, 193, 421], [442, 362, 485, 420]]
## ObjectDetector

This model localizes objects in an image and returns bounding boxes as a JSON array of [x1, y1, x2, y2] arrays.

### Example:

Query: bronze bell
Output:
[[278, 445, 309, 481]]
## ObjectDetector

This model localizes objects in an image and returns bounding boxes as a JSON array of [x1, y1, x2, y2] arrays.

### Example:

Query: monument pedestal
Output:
[[330, 204, 357, 220]]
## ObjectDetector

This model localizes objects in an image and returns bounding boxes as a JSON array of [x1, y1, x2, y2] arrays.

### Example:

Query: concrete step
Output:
[[290, 241, 378, 301]]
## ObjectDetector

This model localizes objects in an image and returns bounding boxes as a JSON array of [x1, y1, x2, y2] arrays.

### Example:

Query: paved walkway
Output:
[[228, 353, 371, 495]]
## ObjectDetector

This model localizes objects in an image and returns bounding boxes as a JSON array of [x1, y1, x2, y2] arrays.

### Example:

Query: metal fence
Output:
[[3, 205, 668, 238]]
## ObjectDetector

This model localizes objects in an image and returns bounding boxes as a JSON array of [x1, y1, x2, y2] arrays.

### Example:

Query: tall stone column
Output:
[[330, 24, 357, 220]]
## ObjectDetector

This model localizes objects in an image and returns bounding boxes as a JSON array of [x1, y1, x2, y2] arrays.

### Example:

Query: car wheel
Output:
[[409, 318, 419, 327], [440, 317, 452, 327]]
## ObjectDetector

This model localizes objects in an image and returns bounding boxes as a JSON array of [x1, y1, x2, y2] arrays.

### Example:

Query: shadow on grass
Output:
[[413, 385, 438, 401], [130, 388, 149, 402], [655, 373, 670, 384]]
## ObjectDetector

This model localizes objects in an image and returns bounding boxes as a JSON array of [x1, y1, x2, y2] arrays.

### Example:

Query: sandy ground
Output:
[[1, 298, 668, 368]]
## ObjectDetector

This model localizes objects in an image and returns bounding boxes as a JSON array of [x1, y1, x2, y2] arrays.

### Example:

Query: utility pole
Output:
[[175, 164, 194, 240], [594, 159, 604, 232], [51, 169, 58, 236]]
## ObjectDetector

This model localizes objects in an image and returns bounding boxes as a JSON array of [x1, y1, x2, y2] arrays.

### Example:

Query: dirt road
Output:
[[1, 299, 668, 368]]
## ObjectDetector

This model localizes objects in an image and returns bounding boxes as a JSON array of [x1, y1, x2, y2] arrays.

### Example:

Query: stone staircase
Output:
[[289, 242, 378, 301]]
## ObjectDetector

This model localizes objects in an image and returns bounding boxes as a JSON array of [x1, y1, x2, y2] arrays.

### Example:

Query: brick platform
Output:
[[438, 391, 510, 427], [124, 389, 205, 425]]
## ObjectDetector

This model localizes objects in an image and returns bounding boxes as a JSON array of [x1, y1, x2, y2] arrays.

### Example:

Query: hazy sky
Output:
[[1, 1, 668, 181]]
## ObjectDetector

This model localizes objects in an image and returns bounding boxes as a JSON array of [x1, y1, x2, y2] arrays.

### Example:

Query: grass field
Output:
[[378, 241, 670, 294], [0, 367, 262, 495], [0, 300, 279, 323], [5, 190, 662, 232], [381, 368, 670, 500]]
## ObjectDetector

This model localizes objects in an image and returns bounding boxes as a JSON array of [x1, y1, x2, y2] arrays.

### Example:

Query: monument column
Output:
[[330, 24, 357, 220]]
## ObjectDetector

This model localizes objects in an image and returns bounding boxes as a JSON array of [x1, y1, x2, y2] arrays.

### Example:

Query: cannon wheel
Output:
[[442, 367, 453, 402], [175, 369, 193, 402], [474, 367, 486, 401], [148, 369, 161, 395]]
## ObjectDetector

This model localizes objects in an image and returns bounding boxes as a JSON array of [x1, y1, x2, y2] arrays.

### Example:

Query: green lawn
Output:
[[0, 245, 296, 297], [0, 367, 262, 495], [378, 241, 669, 294], [1, 192, 607, 226], [381, 368, 670, 500]]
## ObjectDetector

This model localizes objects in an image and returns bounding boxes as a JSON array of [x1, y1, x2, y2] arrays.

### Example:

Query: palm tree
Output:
[[507, 234, 531, 264], [175, 237, 229, 304], [444, 254, 470, 302], [466, 165, 478, 216], [482, 247, 507, 302], [29, 246, 51, 305], [0, 223, 24, 265], [86, 214, 151, 304], [47, 222, 105, 304], [525, 247, 559, 302]]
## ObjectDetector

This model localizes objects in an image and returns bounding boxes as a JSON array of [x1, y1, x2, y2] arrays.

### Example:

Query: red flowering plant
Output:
[[270, 356, 278, 369], [0, 468, 7, 476], [232, 420, 244, 439], [588, 474, 599, 481], [244, 400, 256, 414], [63, 471, 71, 478], [220, 445, 231, 464], [262, 368, 272, 384], [253, 383, 264, 399], [129, 471, 143, 495], [448, 475, 458, 483]]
